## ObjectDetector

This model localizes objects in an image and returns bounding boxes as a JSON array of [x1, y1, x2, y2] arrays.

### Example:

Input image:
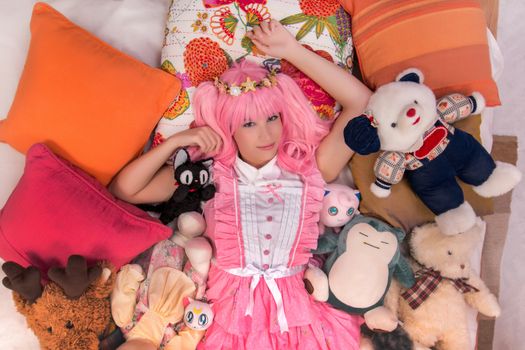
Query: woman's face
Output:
[[233, 114, 282, 168]]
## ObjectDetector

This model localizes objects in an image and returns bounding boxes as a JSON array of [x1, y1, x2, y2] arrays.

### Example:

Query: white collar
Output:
[[234, 156, 281, 184]]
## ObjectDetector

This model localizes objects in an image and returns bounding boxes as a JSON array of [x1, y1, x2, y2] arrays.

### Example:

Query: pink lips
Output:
[[257, 143, 275, 151], [412, 116, 421, 125]]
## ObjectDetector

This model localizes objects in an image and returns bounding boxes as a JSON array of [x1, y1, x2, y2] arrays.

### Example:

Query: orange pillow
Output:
[[339, 0, 500, 106], [0, 2, 181, 185]]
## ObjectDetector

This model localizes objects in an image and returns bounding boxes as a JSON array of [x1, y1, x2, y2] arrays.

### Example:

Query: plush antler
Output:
[[2, 262, 43, 303], [47, 255, 101, 299]]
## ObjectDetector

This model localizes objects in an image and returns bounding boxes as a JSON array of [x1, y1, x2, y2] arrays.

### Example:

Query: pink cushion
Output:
[[0, 143, 170, 273]]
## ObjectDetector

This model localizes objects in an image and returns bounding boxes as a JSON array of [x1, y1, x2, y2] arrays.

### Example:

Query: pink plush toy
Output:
[[319, 184, 361, 233]]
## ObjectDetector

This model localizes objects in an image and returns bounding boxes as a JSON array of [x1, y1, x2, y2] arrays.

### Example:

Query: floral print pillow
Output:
[[155, 0, 353, 141]]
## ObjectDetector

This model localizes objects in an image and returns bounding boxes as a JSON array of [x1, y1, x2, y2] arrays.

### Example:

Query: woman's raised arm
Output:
[[248, 20, 371, 181], [109, 127, 222, 203]]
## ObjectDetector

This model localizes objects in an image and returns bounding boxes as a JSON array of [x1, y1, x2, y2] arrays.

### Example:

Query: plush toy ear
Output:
[[174, 149, 190, 170], [344, 115, 381, 155], [354, 190, 361, 202], [200, 158, 214, 168], [183, 296, 194, 308], [395, 68, 424, 84]]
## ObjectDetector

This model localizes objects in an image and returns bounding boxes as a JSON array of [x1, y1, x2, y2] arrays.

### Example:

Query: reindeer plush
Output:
[[1, 255, 115, 350]]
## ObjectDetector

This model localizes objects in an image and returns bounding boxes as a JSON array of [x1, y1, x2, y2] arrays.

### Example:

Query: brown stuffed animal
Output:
[[1, 255, 116, 350]]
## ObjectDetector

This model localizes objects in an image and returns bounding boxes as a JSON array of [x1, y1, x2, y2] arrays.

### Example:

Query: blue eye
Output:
[[243, 121, 256, 128], [186, 311, 194, 324], [347, 208, 354, 216], [328, 207, 338, 216], [198, 314, 208, 326]]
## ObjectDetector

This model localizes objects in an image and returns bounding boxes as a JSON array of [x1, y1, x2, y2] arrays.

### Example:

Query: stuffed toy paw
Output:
[[344, 68, 521, 235], [363, 305, 398, 332], [303, 264, 329, 302]]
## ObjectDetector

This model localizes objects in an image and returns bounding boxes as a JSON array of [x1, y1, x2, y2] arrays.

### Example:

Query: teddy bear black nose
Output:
[[460, 264, 465, 269]]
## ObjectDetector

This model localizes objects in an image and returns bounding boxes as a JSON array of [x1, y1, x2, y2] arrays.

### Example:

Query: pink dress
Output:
[[198, 157, 362, 350]]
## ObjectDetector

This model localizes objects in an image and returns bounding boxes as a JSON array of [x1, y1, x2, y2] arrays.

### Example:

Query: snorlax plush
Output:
[[306, 215, 415, 332]]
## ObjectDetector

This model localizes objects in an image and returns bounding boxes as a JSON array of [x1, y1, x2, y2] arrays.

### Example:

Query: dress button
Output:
[[265, 234, 272, 240], [262, 264, 270, 270], [263, 249, 270, 255], [267, 216, 273, 222], [268, 197, 274, 204]]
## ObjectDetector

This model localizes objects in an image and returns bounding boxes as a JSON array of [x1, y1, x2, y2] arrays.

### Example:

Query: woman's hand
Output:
[[246, 19, 300, 59], [170, 126, 222, 154]]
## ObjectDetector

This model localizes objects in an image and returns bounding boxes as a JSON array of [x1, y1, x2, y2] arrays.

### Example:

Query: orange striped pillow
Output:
[[339, 0, 500, 106]]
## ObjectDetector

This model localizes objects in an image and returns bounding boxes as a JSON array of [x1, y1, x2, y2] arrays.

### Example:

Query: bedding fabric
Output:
[[156, 0, 355, 138]]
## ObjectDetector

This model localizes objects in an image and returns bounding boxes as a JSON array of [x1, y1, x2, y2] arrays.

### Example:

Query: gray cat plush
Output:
[[306, 215, 415, 332]]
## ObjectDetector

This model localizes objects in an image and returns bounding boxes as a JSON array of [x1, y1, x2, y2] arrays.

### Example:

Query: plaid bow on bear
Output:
[[401, 267, 479, 309]]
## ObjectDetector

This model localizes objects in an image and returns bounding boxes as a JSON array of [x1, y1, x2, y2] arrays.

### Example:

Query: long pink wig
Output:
[[192, 59, 330, 174]]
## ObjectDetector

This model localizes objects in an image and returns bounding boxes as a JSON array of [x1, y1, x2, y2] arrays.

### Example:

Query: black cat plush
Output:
[[142, 149, 215, 224]]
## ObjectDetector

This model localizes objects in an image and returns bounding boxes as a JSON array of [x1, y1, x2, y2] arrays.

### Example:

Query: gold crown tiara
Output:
[[213, 69, 278, 96]]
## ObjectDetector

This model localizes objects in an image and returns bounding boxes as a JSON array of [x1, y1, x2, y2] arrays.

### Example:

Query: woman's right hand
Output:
[[170, 126, 222, 154], [247, 19, 300, 59]]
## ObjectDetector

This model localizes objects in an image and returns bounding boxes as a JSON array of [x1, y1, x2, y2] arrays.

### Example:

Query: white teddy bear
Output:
[[344, 68, 521, 235]]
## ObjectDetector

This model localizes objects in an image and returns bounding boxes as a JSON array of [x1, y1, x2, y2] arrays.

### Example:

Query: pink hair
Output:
[[192, 59, 330, 174]]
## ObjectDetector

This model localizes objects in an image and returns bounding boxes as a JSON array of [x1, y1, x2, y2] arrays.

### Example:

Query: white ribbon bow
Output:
[[226, 264, 305, 333]]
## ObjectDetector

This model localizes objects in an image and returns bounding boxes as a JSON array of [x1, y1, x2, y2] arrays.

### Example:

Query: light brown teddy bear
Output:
[[1, 255, 115, 350], [398, 219, 501, 350]]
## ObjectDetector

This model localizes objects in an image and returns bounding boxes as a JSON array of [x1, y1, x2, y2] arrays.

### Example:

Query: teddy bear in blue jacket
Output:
[[344, 69, 521, 235]]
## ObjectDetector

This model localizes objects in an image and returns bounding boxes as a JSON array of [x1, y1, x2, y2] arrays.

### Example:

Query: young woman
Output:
[[110, 20, 371, 350]]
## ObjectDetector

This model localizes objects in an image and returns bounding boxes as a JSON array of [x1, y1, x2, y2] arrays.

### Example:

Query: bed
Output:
[[0, 0, 514, 349]]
